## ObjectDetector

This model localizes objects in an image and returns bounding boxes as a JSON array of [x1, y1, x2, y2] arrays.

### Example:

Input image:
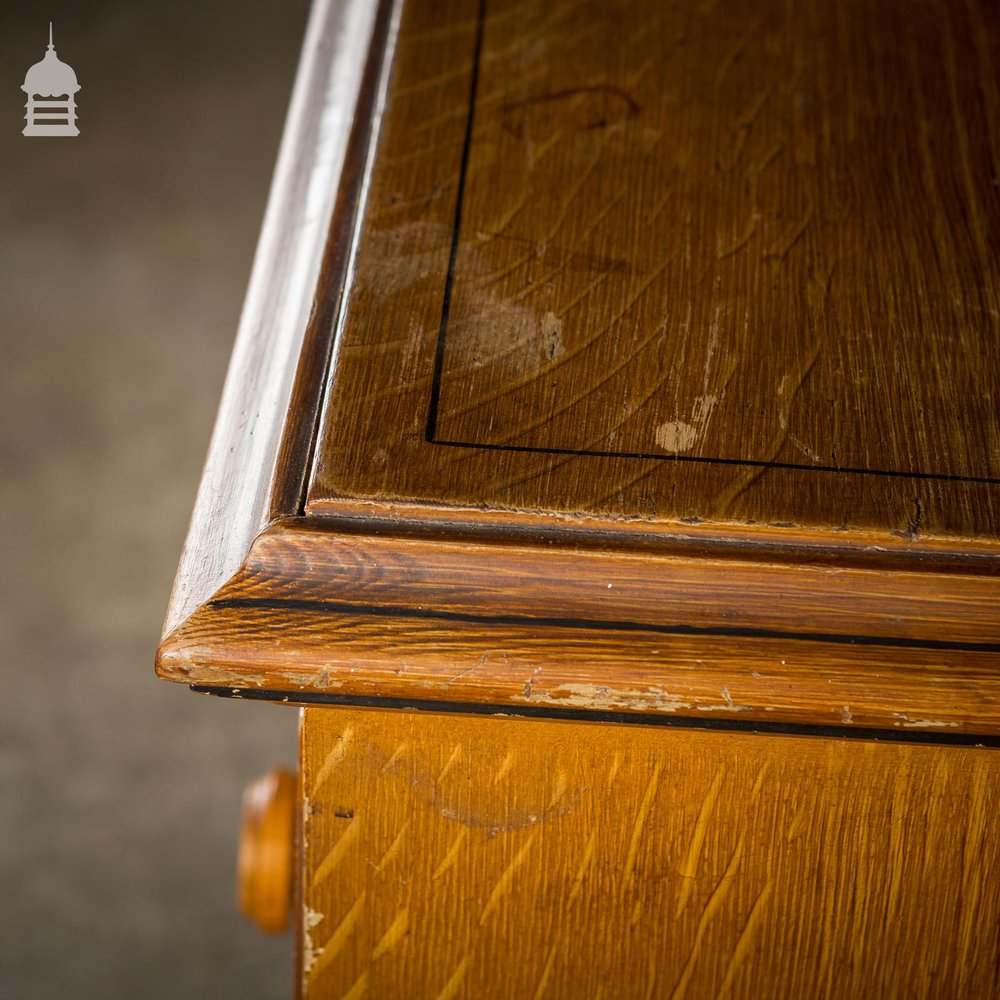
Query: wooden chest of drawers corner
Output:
[[158, 0, 1000, 995]]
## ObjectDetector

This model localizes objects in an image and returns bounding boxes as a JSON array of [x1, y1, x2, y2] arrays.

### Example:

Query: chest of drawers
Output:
[[158, 0, 1000, 995]]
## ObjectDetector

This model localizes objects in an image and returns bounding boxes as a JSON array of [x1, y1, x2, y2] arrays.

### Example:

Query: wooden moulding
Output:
[[157, 516, 1000, 737], [158, 0, 1000, 742], [160, 0, 384, 637]]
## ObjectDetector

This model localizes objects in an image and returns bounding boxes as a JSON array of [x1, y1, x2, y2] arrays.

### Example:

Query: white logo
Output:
[[22, 23, 80, 137]]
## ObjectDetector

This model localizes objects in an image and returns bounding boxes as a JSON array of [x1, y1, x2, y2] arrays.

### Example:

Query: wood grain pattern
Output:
[[155, 7, 1000, 993], [161, 0, 379, 635], [157, 0, 1000, 740], [157, 518, 1000, 734], [306, 0, 1000, 544], [299, 706, 1000, 999]]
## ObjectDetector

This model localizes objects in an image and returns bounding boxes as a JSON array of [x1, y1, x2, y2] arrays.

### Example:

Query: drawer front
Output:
[[299, 707, 1000, 999]]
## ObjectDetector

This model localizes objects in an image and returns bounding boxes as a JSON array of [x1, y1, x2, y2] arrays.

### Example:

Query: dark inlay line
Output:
[[420, 1, 999, 488], [190, 686, 1000, 748], [425, 0, 487, 442], [432, 439, 1000, 485], [208, 596, 1000, 654]]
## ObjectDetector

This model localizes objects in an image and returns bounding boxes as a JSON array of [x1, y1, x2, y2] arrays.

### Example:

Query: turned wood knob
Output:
[[237, 768, 296, 934]]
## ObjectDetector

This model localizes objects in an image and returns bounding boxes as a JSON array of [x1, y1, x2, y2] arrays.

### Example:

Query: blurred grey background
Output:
[[1, 1, 311, 995]]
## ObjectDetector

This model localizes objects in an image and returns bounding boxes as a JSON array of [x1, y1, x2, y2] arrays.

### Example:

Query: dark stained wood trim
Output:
[[161, 0, 383, 636], [194, 688, 1000, 748], [270, 0, 400, 521]]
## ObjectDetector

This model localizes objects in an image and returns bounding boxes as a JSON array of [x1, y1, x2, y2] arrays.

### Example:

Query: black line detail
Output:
[[425, 0, 487, 442], [431, 439, 1000, 485], [208, 596, 1000, 654], [190, 686, 1000, 748], [421, 0, 1000, 488], [302, 512, 1000, 570]]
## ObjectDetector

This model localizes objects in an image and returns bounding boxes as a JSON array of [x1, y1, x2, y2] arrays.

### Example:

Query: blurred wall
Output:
[[0, 2, 311, 995]]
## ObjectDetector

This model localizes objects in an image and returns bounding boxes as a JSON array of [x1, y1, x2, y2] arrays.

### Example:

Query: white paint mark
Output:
[[541, 311, 564, 360], [655, 420, 698, 452], [893, 712, 960, 729], [518, 683, 693, 713], [302, 907, 325, 976], [655, 391, 720, 452]]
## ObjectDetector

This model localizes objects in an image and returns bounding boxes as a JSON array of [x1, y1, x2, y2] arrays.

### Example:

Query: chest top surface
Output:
[[157, 0, 1000, 740], [306, 0, 1000, 546]]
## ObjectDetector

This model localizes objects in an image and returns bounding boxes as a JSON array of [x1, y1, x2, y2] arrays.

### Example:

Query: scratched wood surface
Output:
[[299, 707, 1000, 999], [307, 0, 1000, 542], [157, 519, 1000, 734], [158, 0, 1000, 734]]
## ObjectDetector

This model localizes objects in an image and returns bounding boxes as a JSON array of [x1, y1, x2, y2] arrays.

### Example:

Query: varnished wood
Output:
[[157, 518, 1000, 734], [238, 769, 298, 934], [299, 706, 1000, 999], [155, 2, 1000, 993], [158, 0, 1000, 735], [161, 0, 379, 635], [307, 0, 1000, 544]]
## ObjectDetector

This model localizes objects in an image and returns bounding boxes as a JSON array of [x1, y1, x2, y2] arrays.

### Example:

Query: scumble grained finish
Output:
[[154, 2, 1000, 993], [299, 707, 1000, 999], [161, 0, 380, 635], [158, 0, 1000, 734], [307, 0, 1000, 541], [156, 519, 1000, 734]]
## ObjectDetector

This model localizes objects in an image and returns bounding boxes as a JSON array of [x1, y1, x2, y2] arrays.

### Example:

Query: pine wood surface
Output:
[[298, 706, 1000, 999], [157, 518, 1000, 734], [307, 0, 1000, 545], [157, 0, 1000, 729]]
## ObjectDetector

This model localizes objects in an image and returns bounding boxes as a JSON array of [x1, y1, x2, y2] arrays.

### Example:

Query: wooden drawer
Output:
[[298, 708, 1000, 999], [158, 0, 1000, 995]]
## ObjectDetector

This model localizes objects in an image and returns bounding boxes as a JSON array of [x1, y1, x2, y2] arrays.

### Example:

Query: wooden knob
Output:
[[237, 768, 296, 934]]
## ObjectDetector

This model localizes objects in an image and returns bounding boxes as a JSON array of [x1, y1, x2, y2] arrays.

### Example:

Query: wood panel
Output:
[[306, 0, 1000, 544], [299, 707, 1000, 999]]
